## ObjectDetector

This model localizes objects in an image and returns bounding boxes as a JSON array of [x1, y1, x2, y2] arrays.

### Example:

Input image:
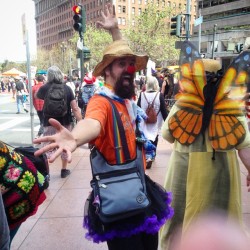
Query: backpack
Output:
[[82, 84, 96, 105], [15, 81, 24, 91], [43, 83, 68, 118], [143, 92, 159, 124]]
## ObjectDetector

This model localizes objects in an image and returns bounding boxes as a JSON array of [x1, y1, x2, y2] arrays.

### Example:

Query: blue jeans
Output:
[[16, 95, 27, 112]]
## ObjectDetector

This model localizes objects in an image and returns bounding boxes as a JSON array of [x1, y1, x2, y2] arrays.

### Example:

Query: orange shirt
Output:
[[85, 95, 137, 164]]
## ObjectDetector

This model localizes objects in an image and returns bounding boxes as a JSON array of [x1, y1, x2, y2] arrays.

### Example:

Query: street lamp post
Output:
[[212, 24, 217, 59], [60, 42, 67, 73]]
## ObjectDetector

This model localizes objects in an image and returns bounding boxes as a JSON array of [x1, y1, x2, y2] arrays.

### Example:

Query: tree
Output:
[[33, 42, 77, 75], [123, 4, 180, 67], [34, 48, 50, 71], [71, 25, 112, 72]]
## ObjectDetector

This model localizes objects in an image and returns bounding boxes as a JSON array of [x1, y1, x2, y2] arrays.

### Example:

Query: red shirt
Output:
[[32, 82, 44, 111]]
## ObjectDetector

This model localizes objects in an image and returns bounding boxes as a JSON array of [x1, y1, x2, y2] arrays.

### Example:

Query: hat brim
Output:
[[93, 54, 149, 77]]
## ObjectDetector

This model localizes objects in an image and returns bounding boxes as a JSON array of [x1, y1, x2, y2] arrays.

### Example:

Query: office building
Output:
[[193, 0, 250, 66], [33, 0, 197, 50]]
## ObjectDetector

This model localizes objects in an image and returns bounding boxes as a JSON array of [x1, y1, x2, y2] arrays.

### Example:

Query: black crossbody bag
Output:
[[89, 97, 150, 223]]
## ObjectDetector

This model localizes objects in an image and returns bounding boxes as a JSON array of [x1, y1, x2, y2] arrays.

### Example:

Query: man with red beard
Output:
[[33, 4, 173, 250]]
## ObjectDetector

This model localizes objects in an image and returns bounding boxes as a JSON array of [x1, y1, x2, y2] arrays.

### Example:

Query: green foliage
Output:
[[85, 26, 112, 68], [123, 4, 180, 67], [77, 25, 112, 70], [33, 42, 77, 75], [0, 60, 26, 74]]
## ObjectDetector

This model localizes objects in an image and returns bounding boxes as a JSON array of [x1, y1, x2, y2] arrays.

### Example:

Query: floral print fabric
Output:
[[0, 141, 46, 229]]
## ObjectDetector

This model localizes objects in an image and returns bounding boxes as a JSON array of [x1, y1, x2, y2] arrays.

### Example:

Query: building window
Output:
[[167, 1, 170, 7], [138, 0, 142, 4], [132, 0, 135, 3], [118, 17, 121, 24], [132, 19, 135, 26], [122, 6, 126, 13], [145, 0, 147, 4], [122, 17, 126, 25], [118, 5, 121, 13], [132, 7, 135, 15], [138, 8, 142, 15]]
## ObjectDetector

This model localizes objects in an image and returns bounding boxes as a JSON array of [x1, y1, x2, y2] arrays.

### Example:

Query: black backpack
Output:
[[43, 83, 68, 118], [16, 81, 24, 91]]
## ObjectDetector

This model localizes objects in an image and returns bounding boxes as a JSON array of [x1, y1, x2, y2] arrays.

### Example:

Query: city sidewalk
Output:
[[11, 137, 250, 250]]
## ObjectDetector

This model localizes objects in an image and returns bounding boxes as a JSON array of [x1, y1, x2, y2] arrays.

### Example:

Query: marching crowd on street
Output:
[[1, 3, 250, 250]]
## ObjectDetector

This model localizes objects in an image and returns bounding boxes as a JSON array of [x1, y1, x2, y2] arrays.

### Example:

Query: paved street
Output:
[[0, 93, 40, 146], [1, 92, 249, 250]]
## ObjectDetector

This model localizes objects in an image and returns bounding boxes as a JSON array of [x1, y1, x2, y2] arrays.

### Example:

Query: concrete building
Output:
[[32, 0, 196, 50], [192, 0, 250, 67]]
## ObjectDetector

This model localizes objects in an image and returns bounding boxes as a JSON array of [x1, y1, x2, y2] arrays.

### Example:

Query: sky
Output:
[[0, 0, 36, 62]]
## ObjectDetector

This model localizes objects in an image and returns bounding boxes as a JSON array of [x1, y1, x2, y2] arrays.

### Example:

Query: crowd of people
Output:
[[1, 3, 250, 250]]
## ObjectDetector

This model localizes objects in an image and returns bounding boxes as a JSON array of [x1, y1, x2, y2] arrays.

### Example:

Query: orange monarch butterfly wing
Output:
[[169, 109, 203, 145], [169, 41, 205, 145], [209, 51, 250, 150], [209, 114, 246, 150]]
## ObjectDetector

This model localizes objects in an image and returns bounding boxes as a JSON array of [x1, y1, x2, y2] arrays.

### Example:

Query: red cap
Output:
[[84, 74, 96, 84]]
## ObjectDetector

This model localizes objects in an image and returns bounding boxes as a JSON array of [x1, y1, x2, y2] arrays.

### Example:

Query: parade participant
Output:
[[137, 76, 168, 169], [81, 73, 97, 118], [33, 4, 173, 250], [15, 76, 28, 114], [32, 74, 45, 138], [160, 41, 250, 250], [36, 66, 82, 178], [66, 76, 76, 97]]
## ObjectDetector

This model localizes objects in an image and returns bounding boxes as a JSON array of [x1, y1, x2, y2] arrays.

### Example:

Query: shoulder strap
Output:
[[143, 92, 149, 104], [151, 92, 159, 105], [104, 97, 131, 163]]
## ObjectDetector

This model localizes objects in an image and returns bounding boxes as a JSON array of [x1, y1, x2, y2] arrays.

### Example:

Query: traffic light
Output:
[[73, 5, 83, 33], [83, 46, 91, 60], [170, 15, 181, 37], [180, 14, 186, 36], [235, 43, 244, 53]]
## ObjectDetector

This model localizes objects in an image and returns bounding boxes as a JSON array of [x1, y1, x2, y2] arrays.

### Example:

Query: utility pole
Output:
[[212, 24, 217, 59], [22, 13, 34, 144], [186, 0, 191, 40], [60, 42, 67, 73]]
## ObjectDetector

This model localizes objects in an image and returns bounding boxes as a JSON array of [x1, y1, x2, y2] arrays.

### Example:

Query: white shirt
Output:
[[140, 91, 163, 141]]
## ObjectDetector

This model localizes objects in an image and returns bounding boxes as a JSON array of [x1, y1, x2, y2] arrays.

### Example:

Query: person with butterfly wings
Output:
[[160, 41, 250, 250]]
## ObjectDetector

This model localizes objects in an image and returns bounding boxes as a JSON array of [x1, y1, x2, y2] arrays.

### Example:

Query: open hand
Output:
[[33, 118, 77, 163], [96, 3, 118, 31]]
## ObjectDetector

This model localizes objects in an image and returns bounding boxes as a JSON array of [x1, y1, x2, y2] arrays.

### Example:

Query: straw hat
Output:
[[93, 40, 149, 77], [202, 59, 221, 73]]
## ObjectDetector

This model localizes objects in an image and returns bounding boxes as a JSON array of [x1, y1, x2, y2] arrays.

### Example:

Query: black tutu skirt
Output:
[[83, 175, 174, 243]]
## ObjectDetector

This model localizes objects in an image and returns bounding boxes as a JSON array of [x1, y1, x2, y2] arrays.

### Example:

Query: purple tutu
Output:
[[83, 175, 174, 243]]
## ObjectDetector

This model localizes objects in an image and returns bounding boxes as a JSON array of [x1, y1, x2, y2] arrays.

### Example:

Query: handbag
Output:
[[14, 146, 50, 189], [89, 97, 150, 223], [2, 142, 50, 189]]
